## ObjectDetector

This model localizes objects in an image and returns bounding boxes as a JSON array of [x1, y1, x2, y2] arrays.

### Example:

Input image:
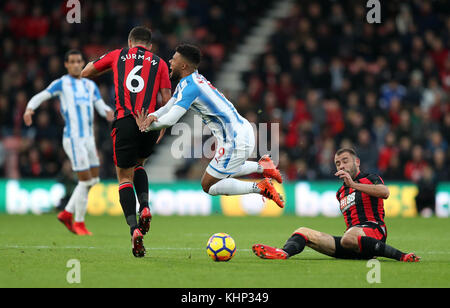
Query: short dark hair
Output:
[[335, 148, 358, 157], [128, 26, 152, 45], [176, 44, 202, 67], [64, 49, 83, 62]]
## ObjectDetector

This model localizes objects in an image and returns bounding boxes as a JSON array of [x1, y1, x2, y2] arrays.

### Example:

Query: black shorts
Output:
[[353, 221, 387, 242], [110, 115, 160, 168]]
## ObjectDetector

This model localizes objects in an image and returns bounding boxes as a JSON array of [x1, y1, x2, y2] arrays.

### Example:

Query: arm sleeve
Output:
[[46, 79, 63, 96], [26, 78, 62, 110], [151, 96, 176, 118], [173, 81, 199, 110], [146, 105, 187, 131], [92, 50, 117, 73], [92, 83, 113, 118], [367, 174, 384, 185], [94, 99, 113, 118]]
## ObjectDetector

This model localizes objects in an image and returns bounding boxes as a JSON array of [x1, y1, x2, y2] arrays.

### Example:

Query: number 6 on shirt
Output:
[[126, 65, 144, 93]]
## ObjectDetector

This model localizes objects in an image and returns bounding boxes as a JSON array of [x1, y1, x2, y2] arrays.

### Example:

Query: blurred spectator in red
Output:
[[404, 144, 428, 182], [378, 132, 398, 174], [429, 37, 449, 73], [383, 152, 404, 180]]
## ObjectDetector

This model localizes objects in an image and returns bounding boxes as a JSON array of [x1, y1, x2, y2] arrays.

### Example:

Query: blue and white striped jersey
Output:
[[173, 71, 246, 144], [44, 75, 108, 138]]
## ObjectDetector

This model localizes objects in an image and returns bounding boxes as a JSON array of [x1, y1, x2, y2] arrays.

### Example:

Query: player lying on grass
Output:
[[135, 44, 285, 208], [252, 148, 420, 262], [24, 49, 114, 236]]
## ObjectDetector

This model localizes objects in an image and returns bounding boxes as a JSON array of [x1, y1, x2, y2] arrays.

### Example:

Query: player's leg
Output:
[[68, 139, 103, 235], [341, 225, 420, 262], [134, 129, 160, 235], [228, 121, 282, 183], [201, 132, 260, 196], [203, 170, 284, 208], [71, 169, 94, 235], [117, 165, 145, 257], [116, 166, 138, 234], [203, 130, 284, 207], [252, 227, 337, 259], [134, 159, 149, 212], [134, 158, 152, 235], [230, 155, 282, 183], [112, 116, 145, 257], [58, 138, 92, 235]]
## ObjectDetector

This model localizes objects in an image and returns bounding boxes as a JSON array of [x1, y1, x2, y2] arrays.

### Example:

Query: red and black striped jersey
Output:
[[336, 172, 386, 229], [92, 46, 171, 121]]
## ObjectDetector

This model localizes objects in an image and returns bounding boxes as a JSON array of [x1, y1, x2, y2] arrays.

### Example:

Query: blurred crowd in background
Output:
[[0, 0, 272, 180], [0, 0, 449, 200]]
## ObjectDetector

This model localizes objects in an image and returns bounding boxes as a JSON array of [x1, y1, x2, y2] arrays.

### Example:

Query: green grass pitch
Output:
[[0, 214, 449, 288]]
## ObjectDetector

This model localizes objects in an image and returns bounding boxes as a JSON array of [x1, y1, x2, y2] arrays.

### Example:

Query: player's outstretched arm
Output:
[[81, 62, 111, 79], [81, 62, 99, 79], [94, 98, 114, 122], [23, 90, 53, 126], [143, 105, 187, 131]]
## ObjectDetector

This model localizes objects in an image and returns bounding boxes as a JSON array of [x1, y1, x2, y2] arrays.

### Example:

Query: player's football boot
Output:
[[257, 178, 285, 208], [57, 210, 75, 234], [138, 207, 152, 235], [252, 244, 288, 260], [73, 222, 93, 236], [258, 154, 283, 183], [131, 228, 146, 258], [400, 252, 421, 262]]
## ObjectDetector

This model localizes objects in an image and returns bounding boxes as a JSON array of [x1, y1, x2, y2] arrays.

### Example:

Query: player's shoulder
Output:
[[49, 75, 70, 88], [96, 48, 122, 61], [180, 74, 197, 89], [81, 77, 98, 87], [359, 172, 385, 185]]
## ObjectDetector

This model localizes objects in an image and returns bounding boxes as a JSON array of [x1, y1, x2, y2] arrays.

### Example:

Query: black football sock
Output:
[[133, 165, 149, 213], [119, 182, 138, 235], [282, 233, 307, 257], [358, 236, 404, 261]]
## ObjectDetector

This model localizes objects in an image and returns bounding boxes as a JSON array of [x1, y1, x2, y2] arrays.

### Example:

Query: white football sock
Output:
[[208, 178, 260, 196], [74, 180, 91, 223], [66, 178, 98, 215], [89, 177, 100, 186], [230, 161, 262, 178], [65, 184, 80, 214]]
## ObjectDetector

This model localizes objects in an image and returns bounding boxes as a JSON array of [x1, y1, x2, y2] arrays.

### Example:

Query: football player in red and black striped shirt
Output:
[[81, 26, 172, 257], [252, 148, 420, 262]]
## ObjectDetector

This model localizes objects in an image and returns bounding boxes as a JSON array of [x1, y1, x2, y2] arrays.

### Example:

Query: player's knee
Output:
[[202, 182, 212, 194], [293, 227, 312, 241]]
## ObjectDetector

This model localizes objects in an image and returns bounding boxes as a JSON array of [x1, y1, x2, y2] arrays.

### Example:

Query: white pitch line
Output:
[[2, 245, 449, 255], [2, 245, 96, 249]]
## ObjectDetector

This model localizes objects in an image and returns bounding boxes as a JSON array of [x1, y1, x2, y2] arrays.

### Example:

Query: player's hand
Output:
[[23, 108, 34, 126], [134, 109, 149, 130], [106, 110, 114, 122], [335, 170, 355, 188], [142, 115, 158, 132], [156, 128, 166, 144]]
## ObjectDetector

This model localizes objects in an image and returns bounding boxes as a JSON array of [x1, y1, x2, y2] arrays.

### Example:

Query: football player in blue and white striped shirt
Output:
[[136, 44, 284, 208], [23, 50, 114, 235]]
